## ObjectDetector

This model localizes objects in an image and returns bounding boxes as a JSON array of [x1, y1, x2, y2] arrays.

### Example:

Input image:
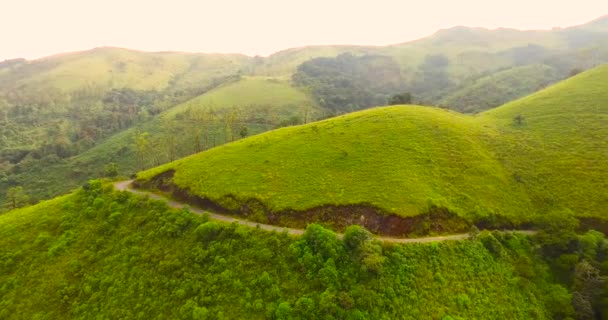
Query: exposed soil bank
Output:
[[134, 170, 525, 237]]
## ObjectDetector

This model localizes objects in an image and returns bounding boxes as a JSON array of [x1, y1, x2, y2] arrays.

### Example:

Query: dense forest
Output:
[[1, 181, 607, 319], [292, 53, 406, 113]]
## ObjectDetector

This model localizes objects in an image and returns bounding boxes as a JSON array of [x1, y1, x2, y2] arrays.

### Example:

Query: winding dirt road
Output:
[[114, 180, 536, 244]]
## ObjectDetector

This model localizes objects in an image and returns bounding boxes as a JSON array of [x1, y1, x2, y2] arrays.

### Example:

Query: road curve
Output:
[[114, 180, 536, 244]]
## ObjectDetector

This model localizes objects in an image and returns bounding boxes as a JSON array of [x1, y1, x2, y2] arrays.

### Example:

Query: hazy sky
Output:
[[2, 0, 607, 60]]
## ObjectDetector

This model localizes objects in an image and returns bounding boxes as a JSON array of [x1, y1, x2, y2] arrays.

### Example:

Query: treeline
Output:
[[1, 180, 599, 319]]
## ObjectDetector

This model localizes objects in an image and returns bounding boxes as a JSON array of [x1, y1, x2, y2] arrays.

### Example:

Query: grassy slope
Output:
[[138, 65, 608, 223], [164, 76, 316, 117], [0, 183, 560, 319], [76, 76, 316, 169], [0, 47, 250, 92], [440, 64, 561, 113], [140, 107, 529, 219], [479, 65, 608, 217]]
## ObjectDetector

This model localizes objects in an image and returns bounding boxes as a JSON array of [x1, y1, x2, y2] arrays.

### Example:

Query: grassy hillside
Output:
[[0, 47, 250, 92], [0, 48, 252, 208], [0, 181, 573, 319], [478, 65, 608, 217], [165, 76, 316, 118], [139, 107, 525, 216], [440, 64, 561, 113], [137, 65, 608, 234]]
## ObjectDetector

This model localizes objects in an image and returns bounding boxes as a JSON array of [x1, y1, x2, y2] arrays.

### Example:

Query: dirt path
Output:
[[114, 180, 536, 243]]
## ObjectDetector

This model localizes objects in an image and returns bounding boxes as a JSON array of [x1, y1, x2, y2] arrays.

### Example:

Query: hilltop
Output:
[[136, 65, 608, 236]]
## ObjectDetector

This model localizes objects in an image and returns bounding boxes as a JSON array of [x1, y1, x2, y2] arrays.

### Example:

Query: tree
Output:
[[534, 209, 579, 254], [103, 162, 119, 178], [134, 131, 151, 170], [161, 118, 179, 162], [239, 126, 248, 139], [223, 108, 240, 142], [572, 260, 605, 316], [275, 302, 293, 320], [344, 225, 372, 251], [388, 92, 412, 105], [6, 186, 29, 210]]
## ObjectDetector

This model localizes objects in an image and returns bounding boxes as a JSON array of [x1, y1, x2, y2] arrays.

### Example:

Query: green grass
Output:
[[164, 76, 316, 118], [138, 65, 608, 224], [478, 65, 608, 217], [0, 182, 565, 319]]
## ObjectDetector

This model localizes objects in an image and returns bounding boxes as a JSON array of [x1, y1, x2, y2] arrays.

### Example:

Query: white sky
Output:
[[1, 0, 607, 60]]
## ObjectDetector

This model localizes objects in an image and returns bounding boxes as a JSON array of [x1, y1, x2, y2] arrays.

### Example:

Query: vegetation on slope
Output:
[[293, 53, 405, 113], [165, 76, 317, 120], [0, 181, 580, 319], [138, 107, 525, 222], [0, 47, 250, 92], [0, 76, 317, 210], [137, 65, 608, 234], [440, 64, 561, 113], [478, 65, 608, 218], [0, 48, 251, 208]]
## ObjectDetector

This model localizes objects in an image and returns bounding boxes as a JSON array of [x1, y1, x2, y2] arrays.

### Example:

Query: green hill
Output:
[[0, 181, 576, 319], [0, 47, 253, 208], [478, 65, 608, 218], [165, 76, 316, 118], [439, 64, 561, 113], [0, 47, 250, 92], [136, 65, 608, 235]]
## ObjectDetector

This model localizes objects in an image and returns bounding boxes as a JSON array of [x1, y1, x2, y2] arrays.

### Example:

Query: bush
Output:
[[343, 225, 372, 251], [195, 222, 223, 242]]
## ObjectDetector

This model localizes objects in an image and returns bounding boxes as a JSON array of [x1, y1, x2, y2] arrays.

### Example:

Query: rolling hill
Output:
[[0, 47, 250, 92], [136, 65, 608, 236]]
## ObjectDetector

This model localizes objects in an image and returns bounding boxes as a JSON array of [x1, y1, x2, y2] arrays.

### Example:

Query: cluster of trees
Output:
[[293, 53, 406, 113], [0, 180, 594, 319], [533, 210, 608, 319]]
